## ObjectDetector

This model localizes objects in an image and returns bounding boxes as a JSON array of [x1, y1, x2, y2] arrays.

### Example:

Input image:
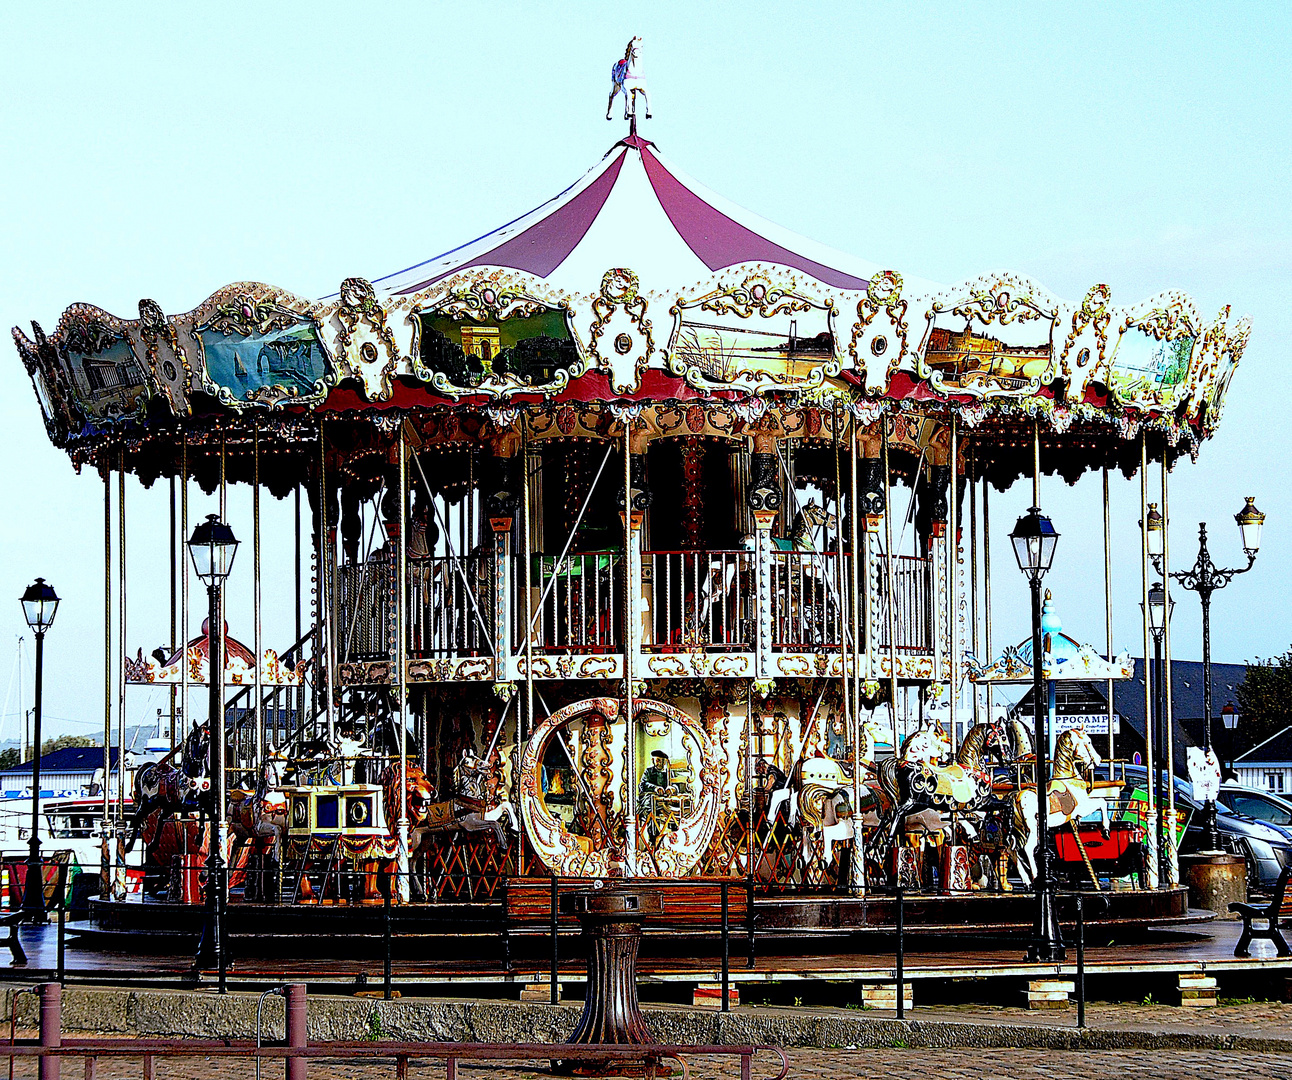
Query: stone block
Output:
[[519, 981, 560, 1003], [692, 983, 738, 1008], [860, 982, 913, 1009], [1024, 979, 1074, 1010], [1177, 974, 1217, 1007]]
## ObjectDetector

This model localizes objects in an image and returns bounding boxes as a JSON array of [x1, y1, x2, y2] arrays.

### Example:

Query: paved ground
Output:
[[6, 1048, 1292, 1080]]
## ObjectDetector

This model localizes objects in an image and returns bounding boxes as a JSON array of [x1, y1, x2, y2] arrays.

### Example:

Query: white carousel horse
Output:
[[606, 37, 651, 121], [1005, 725, 1108, 887], [769, 714, 886, 828]]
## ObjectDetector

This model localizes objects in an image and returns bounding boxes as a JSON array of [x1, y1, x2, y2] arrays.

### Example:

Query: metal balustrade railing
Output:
[[876, 554, 933, 654], [337, 555, 491, 661], [769, 550, 848, 650], [337, 547, 936, 664], [644, 550, 752, 649], [515, 552, 624, 653]]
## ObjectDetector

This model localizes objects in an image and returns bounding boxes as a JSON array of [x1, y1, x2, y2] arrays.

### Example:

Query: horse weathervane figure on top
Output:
[[607, 36, 651, 124]]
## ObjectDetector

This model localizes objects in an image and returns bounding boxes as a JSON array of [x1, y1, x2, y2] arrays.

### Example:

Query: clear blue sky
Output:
[[1, 1, 1288, 739]]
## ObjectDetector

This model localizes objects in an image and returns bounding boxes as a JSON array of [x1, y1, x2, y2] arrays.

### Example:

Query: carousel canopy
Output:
[[12, 102, 1251, 483], [968, 590, 1135, 685]]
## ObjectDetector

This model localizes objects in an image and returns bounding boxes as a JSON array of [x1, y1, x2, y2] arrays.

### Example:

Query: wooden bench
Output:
[[1229, 865, 1292, 957], [503, 877, 750, 935]]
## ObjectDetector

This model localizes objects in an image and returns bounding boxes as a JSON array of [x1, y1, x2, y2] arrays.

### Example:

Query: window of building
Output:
[[1266, 772, 1285, 794]]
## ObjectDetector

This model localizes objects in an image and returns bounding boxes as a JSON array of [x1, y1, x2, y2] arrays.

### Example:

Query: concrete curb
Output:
[[4, 987, 1290, 1054]]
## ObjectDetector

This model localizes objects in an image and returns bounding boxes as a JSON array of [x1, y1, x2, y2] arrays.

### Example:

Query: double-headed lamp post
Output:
[[187, 514, 239, 991], [1142, 580, 1174, 884], [1010, 506, 1065, 962], [1148, 497, 1264, 853], [19, 578, 59, 920]]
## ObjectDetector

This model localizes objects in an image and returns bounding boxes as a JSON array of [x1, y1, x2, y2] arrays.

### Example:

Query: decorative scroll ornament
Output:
[[129, 299, 190, 417], [187, 283, 334, 410], [1055, 283, 1112, 397], [917, 273, 1059, 399], [330, 277, 402, 400], [409, 274, 586, 400], [848, 270, 910, 394], [588, 268, 654, 393], [666, 269, 840, 393]]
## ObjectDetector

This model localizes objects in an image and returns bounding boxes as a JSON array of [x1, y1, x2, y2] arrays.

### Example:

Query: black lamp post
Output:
[[1151, 498, 1264, 853], [187, 514, 238, 991], [19, 578, 59, 920], [1141, 580, 1173, 884], [1010, 505, 1064, 962]]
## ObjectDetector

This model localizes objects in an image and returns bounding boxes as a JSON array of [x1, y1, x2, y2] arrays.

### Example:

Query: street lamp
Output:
[[1220, 703, 1240, 782], [1158, 498, 1264, 852], [187, 514, 238, 991], [1141, 581, 1174, 884], [1010, 506, 1065, 962], [19, 578, 59, 921]]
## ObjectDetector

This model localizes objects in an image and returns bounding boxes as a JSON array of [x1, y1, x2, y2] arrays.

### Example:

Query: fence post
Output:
[[720, 882, 730, 1013], [550, 875, 559, 1006], [285, 983, 307, 1080], [1076, 895, 1086, 1029], [383, 892, 393, 1000], [39, 982, 60, 1080], [895, 886, 905, 1020], [56, 864, 67, 986]]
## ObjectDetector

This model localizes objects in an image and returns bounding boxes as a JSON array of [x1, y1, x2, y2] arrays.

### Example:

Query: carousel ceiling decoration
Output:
[[12, 78, 1250, 462]]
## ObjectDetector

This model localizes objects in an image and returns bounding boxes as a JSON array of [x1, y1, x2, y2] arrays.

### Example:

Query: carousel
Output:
[[12, 47, 1255, 952]]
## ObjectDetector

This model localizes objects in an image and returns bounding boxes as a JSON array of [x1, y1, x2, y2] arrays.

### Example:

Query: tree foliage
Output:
[[40, 735, 96, 755], [0, 748, 19, 771], [1234, 650, 1292, 753]]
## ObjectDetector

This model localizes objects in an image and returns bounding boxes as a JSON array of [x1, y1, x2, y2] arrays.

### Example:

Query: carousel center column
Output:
[[621, 418, 650, 876]]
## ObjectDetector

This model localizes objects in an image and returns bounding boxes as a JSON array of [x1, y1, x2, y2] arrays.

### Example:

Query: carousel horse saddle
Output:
[[933, 763, 978, 804], [1048, 786, 1080, 818]]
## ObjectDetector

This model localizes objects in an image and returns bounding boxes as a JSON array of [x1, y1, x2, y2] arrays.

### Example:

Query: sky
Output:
[[0, 1, 1289, 741]]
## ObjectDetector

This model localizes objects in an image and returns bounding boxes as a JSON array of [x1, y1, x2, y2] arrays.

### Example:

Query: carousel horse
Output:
[[229, 754, 289, 899], [789, 755, 857, 872], [124, 723, 212, 854], [606, 36, 651, 121], [1004, 725, 1107, 889], [867, 718, 1008, 871]]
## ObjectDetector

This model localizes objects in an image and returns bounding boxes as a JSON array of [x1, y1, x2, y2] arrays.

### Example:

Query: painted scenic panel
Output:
[[197, 319, 331, 403], [1108, 326, 1194, 403], [672, 306, 835, 385], [922, 313, 1052, 392], [62, 331, 148, 424], [416, 307, 579, 387]]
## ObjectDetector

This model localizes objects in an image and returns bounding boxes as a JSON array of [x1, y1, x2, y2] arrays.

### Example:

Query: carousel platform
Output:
[[74, 882, 1198, 957]]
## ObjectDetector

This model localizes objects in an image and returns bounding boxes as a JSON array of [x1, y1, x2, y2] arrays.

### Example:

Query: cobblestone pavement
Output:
[[7, 1048, 1292, 1080]]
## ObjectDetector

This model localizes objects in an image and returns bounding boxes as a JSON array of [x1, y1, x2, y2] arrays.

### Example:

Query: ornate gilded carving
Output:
[[588, 268, 654, 393]]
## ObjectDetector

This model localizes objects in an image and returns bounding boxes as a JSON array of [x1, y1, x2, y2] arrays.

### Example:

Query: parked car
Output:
[[1218, 784, 1292, 828], [1088, 765, 1292, 889]]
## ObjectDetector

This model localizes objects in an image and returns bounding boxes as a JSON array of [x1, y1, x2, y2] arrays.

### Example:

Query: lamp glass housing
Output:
[[19, 578, 59, 633], [1235, 497, 1265, 555], [187, 514, 240, 586], [1145, 503, 1164, 558], [1221, 704, 1240, 731], [1010, 507, 1059, 582], [1144, 581, 1174, 635]]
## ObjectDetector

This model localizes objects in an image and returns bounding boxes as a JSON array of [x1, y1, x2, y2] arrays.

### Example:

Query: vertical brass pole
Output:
[[882, 420, 898, 741], [1140, 435, 1158, 888], [254, 426, 263, 769], [949, 415, 958, 748], [623, 421, 637, 875], [969, 452, 980, 727], [397, 427, 410, 902], [1161, 456, 1177, 885], [102, 464, 112, 873], [181, 437, 189, 754], [983, 476, 992, 723], [117, 458, 126, 826], [833, 403, 849, 767], [1104, 466, 1114, 762], [170, 474, 177, 748]]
